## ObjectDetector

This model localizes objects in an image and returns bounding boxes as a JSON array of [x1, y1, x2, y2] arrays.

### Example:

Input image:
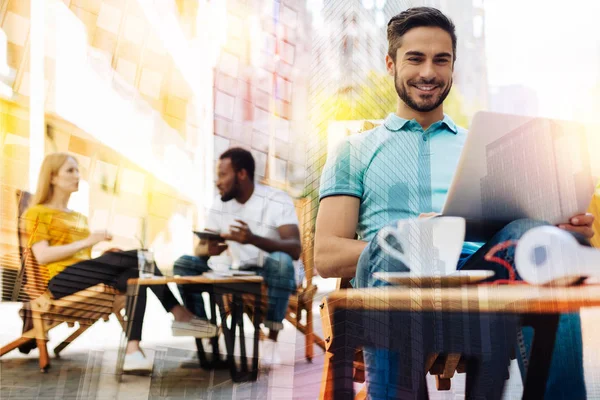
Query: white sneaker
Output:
[[123, 351, 153, 374], [172, 317, 218, 338], [259, 339, 282, 370]]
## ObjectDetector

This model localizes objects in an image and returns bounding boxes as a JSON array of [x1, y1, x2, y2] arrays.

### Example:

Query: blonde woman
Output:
[[22, 153, 216, 373]]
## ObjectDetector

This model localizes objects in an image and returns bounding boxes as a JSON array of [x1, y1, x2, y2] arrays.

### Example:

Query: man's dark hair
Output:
[[387, 7, 457, 62], [220, 147, 255, 181]]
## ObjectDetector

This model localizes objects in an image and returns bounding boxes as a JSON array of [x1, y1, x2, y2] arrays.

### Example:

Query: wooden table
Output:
[[326, 284, 600, 399], [115, 274, 264, 382]]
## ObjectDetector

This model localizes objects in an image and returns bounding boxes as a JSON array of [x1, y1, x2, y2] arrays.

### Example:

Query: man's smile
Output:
[[412, 84, 439, 94]]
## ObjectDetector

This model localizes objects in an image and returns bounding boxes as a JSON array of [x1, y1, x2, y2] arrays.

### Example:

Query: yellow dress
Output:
[[22, 204, 91, 280]]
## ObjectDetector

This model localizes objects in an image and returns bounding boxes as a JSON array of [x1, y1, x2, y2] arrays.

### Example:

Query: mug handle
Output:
[[377, 226, 411, 266]]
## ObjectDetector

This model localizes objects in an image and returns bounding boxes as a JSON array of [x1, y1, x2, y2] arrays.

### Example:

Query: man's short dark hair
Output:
[[220, 147, 255, 181], [387, 7, 457, 62]]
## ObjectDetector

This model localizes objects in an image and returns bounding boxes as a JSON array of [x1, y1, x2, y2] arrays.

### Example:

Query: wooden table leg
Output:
[[115, 284, 138, 382], [251, 288, 261, 380], [236, 294, 249, 374], [522, 313, 560, 400], [331, 308, 355, 400], [193, 292, 227, 370], [223, 290, 260, 382], [217, 291, 239, 381]]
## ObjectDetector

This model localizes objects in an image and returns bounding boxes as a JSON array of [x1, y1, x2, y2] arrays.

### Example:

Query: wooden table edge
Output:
[[127, 275, 264, 285], [325, 285, 600, 314]]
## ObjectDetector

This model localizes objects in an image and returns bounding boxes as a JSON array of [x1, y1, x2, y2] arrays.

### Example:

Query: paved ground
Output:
[[2, 278, 600, 399]]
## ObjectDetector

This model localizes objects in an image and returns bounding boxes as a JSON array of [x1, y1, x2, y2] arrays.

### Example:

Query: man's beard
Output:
[[220, 177, 240, 202], [395, 74, 452, 113]]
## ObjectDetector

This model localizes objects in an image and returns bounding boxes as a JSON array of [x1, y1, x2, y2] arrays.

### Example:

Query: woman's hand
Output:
[[85, 230, 113, 247]]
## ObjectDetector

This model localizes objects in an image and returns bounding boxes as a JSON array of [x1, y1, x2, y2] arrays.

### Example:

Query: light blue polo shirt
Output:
[[319, 113, 471, 246]]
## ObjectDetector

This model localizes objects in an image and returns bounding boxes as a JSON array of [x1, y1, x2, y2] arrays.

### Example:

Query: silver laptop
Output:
[[442, 111, 596, 227]]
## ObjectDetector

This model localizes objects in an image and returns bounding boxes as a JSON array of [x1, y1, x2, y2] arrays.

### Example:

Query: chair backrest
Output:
[[295, 197, 315, 288], [16, 190, 32, 261], [15, 190, 48, 300]]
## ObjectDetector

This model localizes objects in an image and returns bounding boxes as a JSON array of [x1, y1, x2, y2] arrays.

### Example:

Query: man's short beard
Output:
[[220, 177, 240, 202], [395, 74, 452, 113]]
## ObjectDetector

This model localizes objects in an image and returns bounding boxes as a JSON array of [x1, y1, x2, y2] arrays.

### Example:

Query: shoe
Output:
[[123, 351, 153, 374], [259, 339, 282, 370], [172, 317, 218, 338]]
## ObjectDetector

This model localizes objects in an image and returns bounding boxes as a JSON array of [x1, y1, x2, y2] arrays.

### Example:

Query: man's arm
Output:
[[250, 224, 302, 260], [314, 196, 366, 278], [220, 220, 302, 260]]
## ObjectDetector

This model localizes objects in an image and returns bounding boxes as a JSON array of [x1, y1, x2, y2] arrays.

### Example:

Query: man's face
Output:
[[387, 26, 454, 113], [216, 158, 241, 202]]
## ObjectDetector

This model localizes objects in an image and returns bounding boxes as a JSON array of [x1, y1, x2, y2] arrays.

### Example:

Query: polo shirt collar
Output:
[[383, 113, 410, 132], [441, 114, 458, 134], [383, 113, 458, 134]]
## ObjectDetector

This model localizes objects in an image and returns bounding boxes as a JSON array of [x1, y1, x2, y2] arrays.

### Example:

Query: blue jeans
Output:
[[355, 218, 585, 400], [173, 252, 296, 331]]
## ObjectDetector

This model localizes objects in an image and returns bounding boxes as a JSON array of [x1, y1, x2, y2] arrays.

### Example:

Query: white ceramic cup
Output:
[[376, 217, 466, 275], [208, 255, 232, 272]]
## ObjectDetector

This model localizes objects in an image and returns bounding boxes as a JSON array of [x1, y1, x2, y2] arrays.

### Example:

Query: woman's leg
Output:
[[47, 252, 148, 348], [111, 256, 180, 313], [47, 251, 181, 344], [49, 250, 180, 310]]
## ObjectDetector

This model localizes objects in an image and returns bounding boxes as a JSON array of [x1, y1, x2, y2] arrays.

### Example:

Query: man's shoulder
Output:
[[208, 195, 225, 212], [347, 121, 389, 144], [330, 122, 388, 162], [255, 184, 293, 203]]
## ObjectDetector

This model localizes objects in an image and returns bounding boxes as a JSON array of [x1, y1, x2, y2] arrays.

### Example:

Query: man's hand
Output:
[[194, 239, 228, 257], [558, 213, 595, 239], [418, 212, 441, 219], [221, 219, 254, 244]]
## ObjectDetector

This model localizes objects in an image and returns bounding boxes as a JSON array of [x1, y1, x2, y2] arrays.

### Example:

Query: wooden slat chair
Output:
[[1, 190, 33, 302], [231, 197, 325, 362], [285, 198, 326, 360], [0, 190, 126, 372], [318, 278, 469, 400]]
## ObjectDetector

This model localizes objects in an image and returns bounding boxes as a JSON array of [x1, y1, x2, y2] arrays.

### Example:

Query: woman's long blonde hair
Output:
[[31, 153, 78, 206]]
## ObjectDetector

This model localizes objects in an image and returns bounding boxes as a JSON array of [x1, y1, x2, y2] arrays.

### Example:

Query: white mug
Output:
[[208, 255, 232, 272], [376, 216, 466, 275]]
